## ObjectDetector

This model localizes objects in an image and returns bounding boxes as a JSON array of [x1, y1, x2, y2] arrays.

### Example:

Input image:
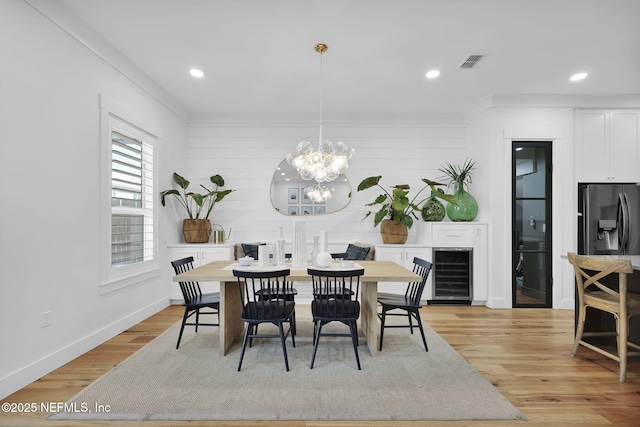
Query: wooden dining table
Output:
[[173, 259, 421, 357]]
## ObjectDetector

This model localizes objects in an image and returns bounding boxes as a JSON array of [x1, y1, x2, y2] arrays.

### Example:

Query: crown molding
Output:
[[23, 0, 190, 122], [466, 94, 640, 122]]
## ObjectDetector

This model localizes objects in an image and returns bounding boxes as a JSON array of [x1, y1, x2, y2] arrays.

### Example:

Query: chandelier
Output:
[[304, 183, 332, 203], [287, 44, 354, 189]]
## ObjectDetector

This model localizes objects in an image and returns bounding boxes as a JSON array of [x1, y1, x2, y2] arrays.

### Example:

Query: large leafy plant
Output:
[[357, 177, 457, 229], [160, 172, 234, 219]]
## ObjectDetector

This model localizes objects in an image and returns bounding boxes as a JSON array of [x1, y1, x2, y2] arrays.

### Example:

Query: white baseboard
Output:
[[484, 297, 510, 309], [555, 298, 575, 310], [0, 298, 169, 400]]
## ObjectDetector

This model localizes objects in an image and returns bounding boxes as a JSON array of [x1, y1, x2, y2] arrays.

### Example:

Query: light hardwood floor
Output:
[[2, 304, 639, 427]]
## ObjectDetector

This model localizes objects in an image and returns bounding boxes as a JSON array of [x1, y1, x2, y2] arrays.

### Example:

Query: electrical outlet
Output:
[[41, 311, 52, 328]]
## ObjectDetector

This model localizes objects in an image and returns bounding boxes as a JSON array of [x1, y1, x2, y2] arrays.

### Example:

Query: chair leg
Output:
[[310, 321, 323, 369], [379, 308, 387, 351], [195, 308, 200, 333], [617, 314, 627, 382], [176, 308, 190, 349], [572, 305, 587, 356], [237, 323, 251, 372], [349, 320, 362, 370], [278, 322, 290, 372], [414, 310, 428, 351], [312, 321, 317, 345], [407, 310, 414, 334], [249, 324, 257, 348], [354, 320, 359, 346], [290, 310, 296, 348], [291, 310, 297, 336]]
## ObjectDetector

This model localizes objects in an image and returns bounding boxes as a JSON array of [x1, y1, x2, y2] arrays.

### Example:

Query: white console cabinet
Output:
[[374, 244, 431, 294], [423, 223, 488, 303], [375, 223, 487, 304], [167, 243, 233, 303]]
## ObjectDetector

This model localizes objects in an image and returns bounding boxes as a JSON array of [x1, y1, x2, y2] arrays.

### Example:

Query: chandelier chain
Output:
[[286, 43, 354, 198], [319, 45, 324, 143]]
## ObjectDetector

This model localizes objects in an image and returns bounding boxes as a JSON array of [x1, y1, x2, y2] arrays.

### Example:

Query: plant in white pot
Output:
[[160, 172, 234, 243]]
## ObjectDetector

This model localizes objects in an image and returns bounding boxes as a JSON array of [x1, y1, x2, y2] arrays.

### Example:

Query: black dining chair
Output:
[[233, 269, 296, 371], [329, 243, 373, 261], [378, 257, 432, 352], [308, 268, 365, 370], [171, 257, 220, 349], [255, 280, 298, 336], [252, 251, 297, 334]]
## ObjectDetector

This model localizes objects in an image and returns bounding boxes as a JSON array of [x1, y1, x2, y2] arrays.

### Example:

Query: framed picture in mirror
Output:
[[302, 191, 312, 204], [288, 206, 299, 215], [271, 159, 352, 216], [288, 188, 299, 203]]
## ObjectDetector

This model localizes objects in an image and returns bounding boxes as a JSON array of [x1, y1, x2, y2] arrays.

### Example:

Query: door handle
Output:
[[618, 193, 629, 253]]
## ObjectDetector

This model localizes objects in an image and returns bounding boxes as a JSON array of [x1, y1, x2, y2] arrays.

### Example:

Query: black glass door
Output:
[[512, 142, 552, 307]]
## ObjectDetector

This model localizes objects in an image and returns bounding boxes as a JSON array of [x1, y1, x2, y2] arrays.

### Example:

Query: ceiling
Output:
[[58, 0, 640, 121]]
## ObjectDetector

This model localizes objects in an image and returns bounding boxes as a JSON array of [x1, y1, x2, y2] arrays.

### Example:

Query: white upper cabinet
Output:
[[575, 110, 640, 183]]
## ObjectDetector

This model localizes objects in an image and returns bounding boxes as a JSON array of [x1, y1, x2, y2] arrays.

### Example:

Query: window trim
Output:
[[99, 95, 160, 294]]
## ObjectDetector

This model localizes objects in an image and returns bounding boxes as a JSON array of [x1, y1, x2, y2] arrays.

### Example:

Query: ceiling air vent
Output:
[[459, 54, 484, 69]]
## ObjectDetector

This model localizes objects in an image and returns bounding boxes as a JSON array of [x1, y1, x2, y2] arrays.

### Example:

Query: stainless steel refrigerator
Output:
[[577, 183, 640, 342], [578, 183, 640, 255]]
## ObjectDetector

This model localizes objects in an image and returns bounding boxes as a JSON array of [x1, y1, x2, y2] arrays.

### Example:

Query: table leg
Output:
[[219, 280, 244, 356], [360, 281, 379, 357]]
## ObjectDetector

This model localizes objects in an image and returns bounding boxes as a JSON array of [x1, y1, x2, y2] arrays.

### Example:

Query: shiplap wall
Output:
[[185, 122, 468, 248]]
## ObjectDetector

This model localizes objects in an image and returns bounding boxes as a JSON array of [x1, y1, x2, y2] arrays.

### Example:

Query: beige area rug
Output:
[[49, 305, 525, 421]]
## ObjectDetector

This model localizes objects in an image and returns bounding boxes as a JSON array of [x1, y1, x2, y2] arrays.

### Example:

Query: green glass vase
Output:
[[421, 192, 446, 222], [446, 189, 478, 222]]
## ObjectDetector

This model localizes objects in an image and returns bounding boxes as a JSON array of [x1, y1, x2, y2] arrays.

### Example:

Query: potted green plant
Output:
[[160, 172, 235, 243], [439, 158, 478, 221], [357, 176, 456, 244]]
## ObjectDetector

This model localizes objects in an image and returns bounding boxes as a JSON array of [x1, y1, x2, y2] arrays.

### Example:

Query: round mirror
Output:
[[270, 159, 352, 215]]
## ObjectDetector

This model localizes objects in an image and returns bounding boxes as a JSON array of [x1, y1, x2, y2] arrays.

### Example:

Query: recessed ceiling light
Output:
[[426, 69, 440, 79], [570, 72, 588, 81], [190, 69, 204, 78]]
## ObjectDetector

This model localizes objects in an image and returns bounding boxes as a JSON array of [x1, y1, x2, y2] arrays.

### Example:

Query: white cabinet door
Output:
[[168, 244, 233, 301], [374, 245, 430, 295], [610, 111, 640, 182], [575, 110, 608, 182], [575, 110, 640, 182], [375, 245, 405, 265]]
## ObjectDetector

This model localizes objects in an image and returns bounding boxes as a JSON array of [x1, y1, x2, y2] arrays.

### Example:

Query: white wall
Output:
[[0, 0, 188, 398], [4, 0, 637, 402], [183, 121, 469, 247], [467, 103, 576, 309]]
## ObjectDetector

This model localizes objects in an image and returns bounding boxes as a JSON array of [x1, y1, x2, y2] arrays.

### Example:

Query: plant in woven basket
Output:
[[160, 172, 235, 243], [160, 172, 234, 219]]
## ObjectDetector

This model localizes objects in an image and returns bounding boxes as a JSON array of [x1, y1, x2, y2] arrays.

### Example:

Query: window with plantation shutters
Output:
[[111, 130, 154, 267]]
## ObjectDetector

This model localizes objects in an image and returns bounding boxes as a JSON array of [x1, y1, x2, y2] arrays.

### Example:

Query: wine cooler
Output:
[[431, 247, 473, 304]]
